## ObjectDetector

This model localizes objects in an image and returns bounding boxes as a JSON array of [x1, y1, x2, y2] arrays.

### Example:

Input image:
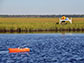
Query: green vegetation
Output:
[[0, 17, 84, 33]]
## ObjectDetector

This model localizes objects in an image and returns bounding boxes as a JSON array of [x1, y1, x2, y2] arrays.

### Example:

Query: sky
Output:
[[0, 0, 84, 15]]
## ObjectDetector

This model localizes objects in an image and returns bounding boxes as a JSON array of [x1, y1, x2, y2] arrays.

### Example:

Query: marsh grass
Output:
[[0, 17, 84, 33]]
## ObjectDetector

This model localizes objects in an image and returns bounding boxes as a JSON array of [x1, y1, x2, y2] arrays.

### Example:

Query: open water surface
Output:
[[0, 33, 84, 63]]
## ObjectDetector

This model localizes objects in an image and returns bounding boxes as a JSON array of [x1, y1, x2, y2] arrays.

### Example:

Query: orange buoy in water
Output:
[[8, 48, 30, 53]]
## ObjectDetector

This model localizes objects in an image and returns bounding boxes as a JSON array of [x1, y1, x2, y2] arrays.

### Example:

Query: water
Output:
[[0, 33, 84, 63]]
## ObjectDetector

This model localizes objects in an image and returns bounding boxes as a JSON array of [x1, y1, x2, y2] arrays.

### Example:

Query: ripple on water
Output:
[[0, 34, 84, 63]]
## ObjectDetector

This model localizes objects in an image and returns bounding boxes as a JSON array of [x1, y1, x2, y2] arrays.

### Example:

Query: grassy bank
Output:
[[0, 17, 84, 33]]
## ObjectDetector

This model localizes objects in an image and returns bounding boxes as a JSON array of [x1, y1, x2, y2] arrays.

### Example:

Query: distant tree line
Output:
[[0, 15, 84, 18]]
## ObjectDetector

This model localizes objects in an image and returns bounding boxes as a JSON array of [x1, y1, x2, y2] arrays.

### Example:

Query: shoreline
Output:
[[0, 28, 84, 33], [0, 17, 84, 33]]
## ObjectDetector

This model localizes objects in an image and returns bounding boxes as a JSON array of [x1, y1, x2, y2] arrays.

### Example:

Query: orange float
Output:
[[8, 48, 30, 53]]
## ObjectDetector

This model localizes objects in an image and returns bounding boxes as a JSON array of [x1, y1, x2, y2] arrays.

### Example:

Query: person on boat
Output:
[[61, 16, 66, 20]]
